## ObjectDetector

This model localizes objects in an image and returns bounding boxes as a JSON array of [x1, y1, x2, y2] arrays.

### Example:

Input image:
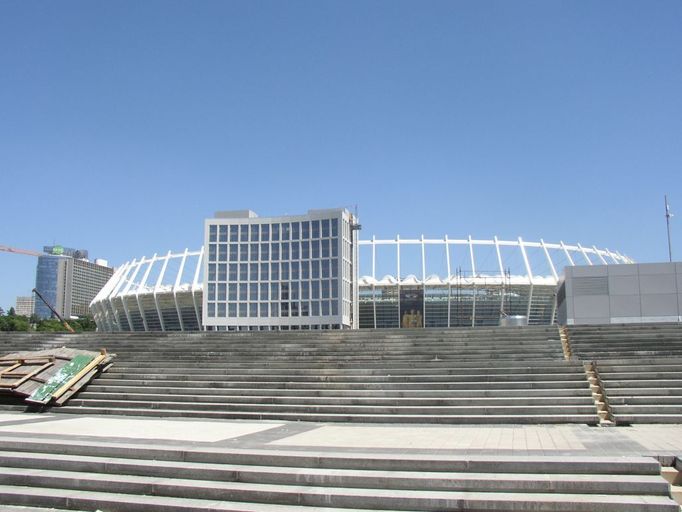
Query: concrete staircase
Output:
[[567, 324, 682, 360], [567, 323, 682, 424], [0, 436, 678, 511], [585, 358, 682, 424], [1, 327, 599, 424]]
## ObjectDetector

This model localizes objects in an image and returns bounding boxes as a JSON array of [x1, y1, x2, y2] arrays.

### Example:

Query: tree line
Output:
[[0, 307, 97, 332]]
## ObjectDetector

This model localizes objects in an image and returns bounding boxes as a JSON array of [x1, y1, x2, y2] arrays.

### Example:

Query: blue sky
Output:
[[1, 1, 680, 310]]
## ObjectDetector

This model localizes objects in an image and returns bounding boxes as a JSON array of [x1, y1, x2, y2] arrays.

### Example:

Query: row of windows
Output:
[[209, 219, 340, 243], [207, 239, 339, 262], [207, 260, 339, 282], [206, 300, 340, 318], [209, 324, 343, 331], [207, 280, 339, 301]]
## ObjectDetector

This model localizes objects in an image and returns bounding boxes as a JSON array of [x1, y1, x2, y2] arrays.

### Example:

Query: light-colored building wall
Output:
[[557, 262, 682, 325], [203, 209, 359, 331], [15, 296, 34, 317]]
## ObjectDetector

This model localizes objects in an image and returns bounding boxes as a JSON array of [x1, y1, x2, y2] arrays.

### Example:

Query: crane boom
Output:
[[0, 245, 43, 257], [32, 288, 76, 333]]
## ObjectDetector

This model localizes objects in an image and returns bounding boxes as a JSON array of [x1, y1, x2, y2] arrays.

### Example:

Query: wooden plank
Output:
[[9, 362, 54, 389], [27, 355, 96, 404], [0, 363, 22, 376], [51, 352, 108, 401], [54, 368, 99, 405]]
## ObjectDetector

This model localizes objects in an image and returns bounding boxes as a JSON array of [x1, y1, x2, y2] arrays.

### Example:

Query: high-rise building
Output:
[[34, 246, 114, 319], [15, 296, 34, 317], [202, 209, 360, 331]]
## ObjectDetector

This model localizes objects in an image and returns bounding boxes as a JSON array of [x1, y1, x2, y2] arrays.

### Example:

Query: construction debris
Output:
[[0, 347, 114, 406]]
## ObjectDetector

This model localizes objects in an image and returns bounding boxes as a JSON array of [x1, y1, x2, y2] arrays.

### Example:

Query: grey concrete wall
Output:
[[559, 262, 682, 325]]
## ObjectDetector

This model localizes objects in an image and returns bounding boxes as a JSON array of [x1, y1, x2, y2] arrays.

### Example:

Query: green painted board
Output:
[[28, 354, 95, 404]]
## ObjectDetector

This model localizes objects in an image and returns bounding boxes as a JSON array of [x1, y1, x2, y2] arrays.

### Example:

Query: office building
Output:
[[203, 209, 359, 330], [15, 296, 34, 317], [34, 245, 114, 319]]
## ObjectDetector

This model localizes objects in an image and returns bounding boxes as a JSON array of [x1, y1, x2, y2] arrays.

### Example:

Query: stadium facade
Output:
[[90, 210, 633, 332]]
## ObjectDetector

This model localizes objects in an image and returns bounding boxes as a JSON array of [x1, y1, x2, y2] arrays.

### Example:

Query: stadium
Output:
[[90, 234, 633, 332]]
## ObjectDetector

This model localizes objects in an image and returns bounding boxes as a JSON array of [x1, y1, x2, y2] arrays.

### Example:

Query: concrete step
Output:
[[65, 398, 599, 415], [0, 438, 675, 511], [609, 405, 682, 414], [0, 437, 663, 474], [2, 483, 678, 512], [74, 392, 595, 407], [1, 468, 678, 511], [84, 384, 595, 398], [609, 396, 682, 405], [606, 388, 682, 397], [98, 371, 587, 383], [610, 414, 682, 424], [0, 450, 669, 496], [106, 363, 583, 373], [89, 377, 591, 390], [601, 372, 682, 381], [0, 485, 381, 512], [602, 380, 682, 389]]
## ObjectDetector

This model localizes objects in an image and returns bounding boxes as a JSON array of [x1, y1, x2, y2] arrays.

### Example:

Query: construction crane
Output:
[[32, 288, 76, 334], [1, 244, 75, 333], [0, 245, 43, 257]]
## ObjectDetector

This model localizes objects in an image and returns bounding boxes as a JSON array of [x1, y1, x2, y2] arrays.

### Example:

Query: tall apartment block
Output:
[[34, 245, 114, 319], [15, 296, 34, 317], [203, 209, 360, 331]]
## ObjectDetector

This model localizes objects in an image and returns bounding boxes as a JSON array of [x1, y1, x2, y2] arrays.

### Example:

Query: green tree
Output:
[[35, 319, 69, 332], [72, 316, 97, 331], [0, 315, 30, 332], [7, 307, 15, 316]]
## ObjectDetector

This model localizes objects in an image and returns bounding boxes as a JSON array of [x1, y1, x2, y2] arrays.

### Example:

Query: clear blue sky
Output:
[[1, 1, 680, 310]]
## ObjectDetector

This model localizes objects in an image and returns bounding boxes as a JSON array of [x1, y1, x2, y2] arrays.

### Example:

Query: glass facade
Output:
[[34, 252, 114, 320], [358, 283, 557, 329], [34, 255, 62, 319], [202, 209, 357, 330]]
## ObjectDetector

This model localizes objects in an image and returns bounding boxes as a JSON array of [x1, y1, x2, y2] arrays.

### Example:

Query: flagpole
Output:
[[665, 195, 673, 262]]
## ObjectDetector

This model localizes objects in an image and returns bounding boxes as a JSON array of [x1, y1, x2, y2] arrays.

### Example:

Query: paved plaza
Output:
[[1, 411, 681, 460]]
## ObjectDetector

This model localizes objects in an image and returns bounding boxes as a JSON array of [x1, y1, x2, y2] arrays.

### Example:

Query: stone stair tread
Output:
[[75, 392, 594, 405], [54, 406, 599, 422], [0, 469, 678, 511], [0, 485, 382, 512], [85, 385, 593, 397], [0, 450, 668, 494], [0, 436, 661, 474]]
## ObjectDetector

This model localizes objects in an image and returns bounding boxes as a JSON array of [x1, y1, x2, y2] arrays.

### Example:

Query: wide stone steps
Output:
[[74, 392, 594, 407], [83, 384, 595, 398], [580, 353, 682, 424], [86, 377, 591, 390], [567, 324, 682, 361], [54, 406, 598, 424], [98, 371, 586, 383], [65, 397, 597, 415], [110, 360, 577, 370], [1, 450, 669, 496], [0, 327, 593, 423], [0, 437, 676, 511]]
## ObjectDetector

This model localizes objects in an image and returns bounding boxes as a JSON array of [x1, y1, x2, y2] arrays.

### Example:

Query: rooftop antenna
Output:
[[665, 195, 673, 262]]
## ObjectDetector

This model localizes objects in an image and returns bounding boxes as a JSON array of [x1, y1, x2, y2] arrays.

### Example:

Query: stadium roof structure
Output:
[[90, 237, 633, 332]]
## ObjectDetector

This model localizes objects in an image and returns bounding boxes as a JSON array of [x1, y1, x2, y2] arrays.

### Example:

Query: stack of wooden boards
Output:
[[0, 347, 114, 406]]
